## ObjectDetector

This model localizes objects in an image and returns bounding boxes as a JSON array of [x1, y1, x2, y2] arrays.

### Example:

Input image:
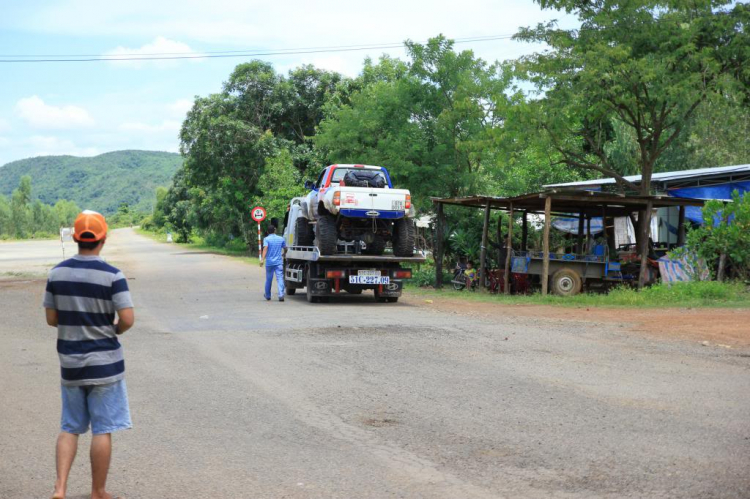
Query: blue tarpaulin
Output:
[[552, 217, 604, 235], [668, 181, 750, 224]]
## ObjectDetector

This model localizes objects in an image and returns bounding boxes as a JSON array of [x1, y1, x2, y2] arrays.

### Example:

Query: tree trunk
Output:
[[717, 252, 727, 282]]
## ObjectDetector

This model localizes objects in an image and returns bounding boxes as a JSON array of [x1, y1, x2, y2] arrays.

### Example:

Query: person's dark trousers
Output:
[[264, 264, 285, 299]]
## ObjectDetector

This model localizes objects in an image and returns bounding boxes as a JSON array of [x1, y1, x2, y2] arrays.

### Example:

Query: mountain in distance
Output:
[[0, 150, 182, 215]]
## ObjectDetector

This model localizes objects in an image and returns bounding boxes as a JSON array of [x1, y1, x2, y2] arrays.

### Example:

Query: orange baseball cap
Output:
[[73, 210, 108, 242]]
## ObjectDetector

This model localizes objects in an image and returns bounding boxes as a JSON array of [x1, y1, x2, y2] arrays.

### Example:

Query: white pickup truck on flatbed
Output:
[[281, 181, 425, 303], [295, 164, 416, 256]]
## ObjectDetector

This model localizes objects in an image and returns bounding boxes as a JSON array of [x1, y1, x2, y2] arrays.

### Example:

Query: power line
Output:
[[0, 34, 515, 63]]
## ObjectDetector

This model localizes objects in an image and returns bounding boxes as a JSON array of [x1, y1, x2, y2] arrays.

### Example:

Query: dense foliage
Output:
[[0, 176, 80, 239], [0, 150, 182, 216], [685, 192, 750, 281], [121, 2, 750, 268]]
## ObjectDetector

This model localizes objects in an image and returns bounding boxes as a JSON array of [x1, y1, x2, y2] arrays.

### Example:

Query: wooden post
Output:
[[677, 205, 686, 247], [504, 203, 514, 295], [542, 196, 552, 296], [521, 212, 528, 251], [576, 212, 585, 254], [637, 200, 653, 290], [496, 212, 503, 269], [435, 202, 445, 289], [479, 199, 491, 290]]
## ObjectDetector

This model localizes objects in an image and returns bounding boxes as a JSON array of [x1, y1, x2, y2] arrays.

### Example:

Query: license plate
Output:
[[392, 200, 404, 211], [349, 276, 390, 285], [358, 270, 380, 276]]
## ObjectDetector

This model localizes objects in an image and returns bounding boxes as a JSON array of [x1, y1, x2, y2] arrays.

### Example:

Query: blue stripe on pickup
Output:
[[339, 209, 405, 219]]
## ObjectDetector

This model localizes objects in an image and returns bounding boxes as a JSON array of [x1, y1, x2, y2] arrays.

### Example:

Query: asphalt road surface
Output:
[[1, 229, 748, 499]]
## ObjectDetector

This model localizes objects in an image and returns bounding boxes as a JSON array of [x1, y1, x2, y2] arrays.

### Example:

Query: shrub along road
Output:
[[1, 229, 748, 498]]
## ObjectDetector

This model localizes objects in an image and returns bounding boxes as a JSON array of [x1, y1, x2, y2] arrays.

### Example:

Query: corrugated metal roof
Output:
[[544, 164, 750, 188]]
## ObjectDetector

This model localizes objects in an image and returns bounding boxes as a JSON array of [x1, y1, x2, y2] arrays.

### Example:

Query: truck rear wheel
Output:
[[551, 268, 582, 296], [315, 214, 338, 255], [294, 218, 314, 247], [392, 218, 415, 257]]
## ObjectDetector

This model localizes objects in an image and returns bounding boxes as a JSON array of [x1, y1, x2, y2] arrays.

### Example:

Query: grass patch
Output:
[[136, 228, 261, 266], [407, 281, 750, 308]]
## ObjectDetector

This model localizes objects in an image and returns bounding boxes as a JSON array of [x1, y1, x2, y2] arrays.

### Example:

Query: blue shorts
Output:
[[61, 379, 132, 435]]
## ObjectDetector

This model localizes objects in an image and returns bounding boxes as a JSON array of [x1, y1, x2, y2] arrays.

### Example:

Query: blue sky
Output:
[[0, 0, 572, 167]]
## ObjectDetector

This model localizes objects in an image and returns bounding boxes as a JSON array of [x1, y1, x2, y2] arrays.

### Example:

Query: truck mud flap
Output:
[[308, 278, 331, 295], [377, 280, 403, 297]]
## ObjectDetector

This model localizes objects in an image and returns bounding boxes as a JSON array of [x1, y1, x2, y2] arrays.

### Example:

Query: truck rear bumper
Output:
[[338, 208, 405, 219]]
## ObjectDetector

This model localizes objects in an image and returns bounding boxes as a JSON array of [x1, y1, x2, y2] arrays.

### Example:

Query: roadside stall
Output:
[[432, 190, 705, 296]]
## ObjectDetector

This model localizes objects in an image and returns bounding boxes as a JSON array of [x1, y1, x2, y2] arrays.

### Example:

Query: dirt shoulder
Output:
[[402, 293, 750, 349]]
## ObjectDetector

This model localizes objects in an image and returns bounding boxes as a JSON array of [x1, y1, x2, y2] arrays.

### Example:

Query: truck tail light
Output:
[[333, 191, 341, 206], [326, 270, 345, 279], [405, 194, 411, 210], [394, 270, 412, 279]]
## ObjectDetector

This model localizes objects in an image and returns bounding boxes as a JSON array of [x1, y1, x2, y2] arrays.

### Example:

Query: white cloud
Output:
[[26, 136, 99, 157], [119, 120, 181, 133], [0, 118, 10, 133], [106, 36, 201, 68], [167, 99, 194, 118], [15, 96, 95, 130]]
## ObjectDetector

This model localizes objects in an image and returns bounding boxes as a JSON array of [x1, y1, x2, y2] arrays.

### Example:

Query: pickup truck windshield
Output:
[[331, 168, 387, 186]]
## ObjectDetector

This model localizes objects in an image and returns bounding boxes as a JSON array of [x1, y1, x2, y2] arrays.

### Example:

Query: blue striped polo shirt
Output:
[[42, 255, 133, 387]]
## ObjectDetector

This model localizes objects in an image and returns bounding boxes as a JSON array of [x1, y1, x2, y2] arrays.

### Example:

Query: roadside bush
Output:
[[411, 264, 455, 287], [686, 191, 750, 281]]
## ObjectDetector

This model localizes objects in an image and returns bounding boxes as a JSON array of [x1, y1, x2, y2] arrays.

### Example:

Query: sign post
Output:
[[251, 206, 267, 258]]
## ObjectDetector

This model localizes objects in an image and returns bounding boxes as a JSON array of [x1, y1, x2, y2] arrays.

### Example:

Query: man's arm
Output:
[[45, 308, 58, 327], [115, 308, 135, 335], [260, 245, 268, 266]]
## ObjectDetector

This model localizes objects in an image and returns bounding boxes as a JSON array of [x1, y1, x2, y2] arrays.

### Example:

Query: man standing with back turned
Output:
[[43, 210, 134, 499], [260, 225, 287, 301]]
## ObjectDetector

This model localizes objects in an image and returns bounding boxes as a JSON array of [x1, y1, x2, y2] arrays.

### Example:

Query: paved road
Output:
[[1, 229, 748, 498]]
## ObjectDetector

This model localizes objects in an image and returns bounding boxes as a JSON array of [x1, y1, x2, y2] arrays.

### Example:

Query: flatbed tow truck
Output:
[[284, 244, 426, 303], [282, 190, 425, 303]]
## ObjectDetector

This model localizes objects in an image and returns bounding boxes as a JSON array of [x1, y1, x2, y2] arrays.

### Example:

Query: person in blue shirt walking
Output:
[[260, 225, 287, 301]]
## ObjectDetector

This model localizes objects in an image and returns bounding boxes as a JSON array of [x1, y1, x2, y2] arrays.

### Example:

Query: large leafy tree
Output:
[[177, 61, 348, 244], [316, 37, 515, 207], [515, 0, 749, 193]]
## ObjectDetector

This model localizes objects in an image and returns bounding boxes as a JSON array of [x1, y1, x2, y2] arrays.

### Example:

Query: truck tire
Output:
[[392, 218, 415, 257], [363, 236, 386, 255], [294, 218, 314, 247], [315, 214, 338, 255], [551, 268, 582, 296], [285, 285, 296, 296]]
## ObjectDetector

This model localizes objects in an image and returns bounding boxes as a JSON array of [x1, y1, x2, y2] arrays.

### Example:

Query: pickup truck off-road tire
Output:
[[550, 267, 582, 296], [392, 218, 415, 257], [285, 286, 296, 296], [294, 218, 314, 247], [315, 214, 338, 255], [363, 236, 386, 255]]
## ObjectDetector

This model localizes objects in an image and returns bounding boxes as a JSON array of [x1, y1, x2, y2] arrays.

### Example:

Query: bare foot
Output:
[[91, 493, 121, 499], [51, 485, 65, 499]]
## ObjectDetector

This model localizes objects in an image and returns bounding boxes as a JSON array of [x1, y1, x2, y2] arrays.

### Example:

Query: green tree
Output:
[[686, 191, 750, 281], [151, 187, 169, 228], [0, 195, 11, 237], [54, 200, 80, 227], [10, 176, 33, 238], [514, 0, 749, 193], [250, 148, 307, 226], [316, 37, 515, 207]]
